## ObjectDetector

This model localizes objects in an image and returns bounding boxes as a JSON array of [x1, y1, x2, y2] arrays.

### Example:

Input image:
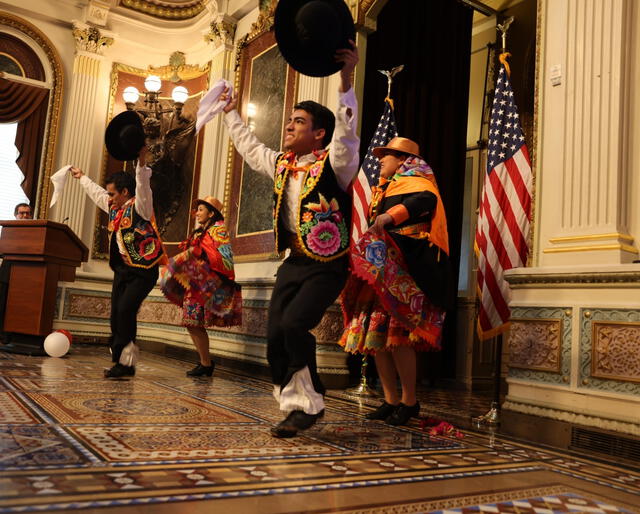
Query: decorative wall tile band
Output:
[[61, 287, 344, 347], [580, 309, 640, 395], [508, 307, 571, 385]]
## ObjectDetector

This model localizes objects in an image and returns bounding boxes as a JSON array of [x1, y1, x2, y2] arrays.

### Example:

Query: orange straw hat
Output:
[[194, 195, 224, 218], [372, 137, 422, 160]]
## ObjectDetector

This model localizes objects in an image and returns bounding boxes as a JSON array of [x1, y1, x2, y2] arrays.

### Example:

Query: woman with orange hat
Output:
[[160, 196, 242, 377], [340, 137, 452, 426]]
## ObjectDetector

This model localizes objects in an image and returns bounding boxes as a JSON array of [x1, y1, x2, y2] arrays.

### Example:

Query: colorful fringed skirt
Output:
[[339, 232, 445, 354], [160, 248, 242, 328]]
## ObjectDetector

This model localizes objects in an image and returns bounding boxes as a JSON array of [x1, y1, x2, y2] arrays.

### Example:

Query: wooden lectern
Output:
[[0, 220, 88, 354]]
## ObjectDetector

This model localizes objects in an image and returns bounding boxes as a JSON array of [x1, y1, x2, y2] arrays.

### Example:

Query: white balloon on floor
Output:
[[43, 331, 70, 358]]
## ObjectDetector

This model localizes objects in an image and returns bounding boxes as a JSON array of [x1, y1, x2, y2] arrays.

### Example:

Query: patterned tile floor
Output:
[[0, 345, 638, 513]]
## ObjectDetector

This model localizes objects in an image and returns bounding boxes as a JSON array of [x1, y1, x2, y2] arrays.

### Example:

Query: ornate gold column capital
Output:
[[354, 0, 383, 32], [71, 21, 114, 55], [204, 14, 237, 48]]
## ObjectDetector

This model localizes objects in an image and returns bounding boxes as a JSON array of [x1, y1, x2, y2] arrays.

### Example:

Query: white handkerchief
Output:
[[49, 165, 72, 208], [195, 78, 233, 134]]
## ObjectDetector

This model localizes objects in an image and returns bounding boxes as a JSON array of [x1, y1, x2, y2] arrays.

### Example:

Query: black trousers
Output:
[[110, 265, 158, 364], [266, 255, 348, 396]]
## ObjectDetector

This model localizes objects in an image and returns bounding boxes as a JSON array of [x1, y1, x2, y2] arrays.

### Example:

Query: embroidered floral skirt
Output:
[[160, 249, 242, 328], [339, 232, 445, 354]]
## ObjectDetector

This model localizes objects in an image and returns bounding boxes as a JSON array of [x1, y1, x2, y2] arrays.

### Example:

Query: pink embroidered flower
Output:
[[309, 163, 322, 177], [306, 220, 341, 256]]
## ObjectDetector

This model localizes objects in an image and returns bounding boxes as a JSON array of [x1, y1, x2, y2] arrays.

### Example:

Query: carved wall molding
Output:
[[503, 400, 640, 437], [508, 318, 562, 373], [234, 0, 277, 70], [506, 270, 640, 288], [147, 51, 209, 82], [591, 321, 640, 384], [86, 1, 110, 27], [579, 308, 640, 396], [508, 307, 571, 385]]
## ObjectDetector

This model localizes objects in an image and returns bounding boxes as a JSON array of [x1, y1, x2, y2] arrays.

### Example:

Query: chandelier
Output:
[[122, 75, 189, 119], [121, 75, 194, 168]]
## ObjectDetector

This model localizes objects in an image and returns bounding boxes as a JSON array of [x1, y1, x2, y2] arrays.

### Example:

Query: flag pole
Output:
[[473, 17, 514, 428], [345, 65, 403, 400]]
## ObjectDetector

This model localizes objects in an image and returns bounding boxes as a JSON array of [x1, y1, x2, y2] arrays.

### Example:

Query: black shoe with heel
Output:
[[385, 402, 420, 426], [365, 401, 398, 420], [186, 363, 215, 377]]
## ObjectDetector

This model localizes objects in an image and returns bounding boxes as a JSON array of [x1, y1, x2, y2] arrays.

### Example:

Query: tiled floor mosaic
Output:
[[0, 346, 638, 513]]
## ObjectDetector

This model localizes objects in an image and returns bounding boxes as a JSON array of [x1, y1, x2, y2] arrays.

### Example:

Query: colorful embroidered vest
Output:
[[273, 151, 351, 262], [108, 198, 165, 269]]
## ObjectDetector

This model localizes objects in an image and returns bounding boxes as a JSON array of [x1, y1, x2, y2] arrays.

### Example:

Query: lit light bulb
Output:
[[171, 86, 188, 104], [144, 75, 162, 92], [122, 86, 140, 104]]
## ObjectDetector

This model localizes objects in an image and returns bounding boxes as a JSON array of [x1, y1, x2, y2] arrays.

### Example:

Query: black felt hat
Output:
[[274, 0, 355, 78], [105, 110, 145, 161]]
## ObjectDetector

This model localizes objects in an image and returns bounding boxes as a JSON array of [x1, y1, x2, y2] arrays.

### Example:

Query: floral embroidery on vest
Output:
[[273, 151, 350, 261], [109, 198, 165, 268], [300, 193, 349, 256]]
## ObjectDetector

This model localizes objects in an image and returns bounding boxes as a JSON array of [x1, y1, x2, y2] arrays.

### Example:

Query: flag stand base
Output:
[[472, 401, 500, 426], [345, 356, 379, 398], [345, 375, 379, 398]]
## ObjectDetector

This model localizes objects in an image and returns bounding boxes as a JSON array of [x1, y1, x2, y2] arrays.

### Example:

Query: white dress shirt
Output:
[[223, 88, 360, 233], [79, 163, 154, 220]]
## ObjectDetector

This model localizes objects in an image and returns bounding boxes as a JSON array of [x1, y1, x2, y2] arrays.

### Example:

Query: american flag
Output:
[[475, 63, 532, 340], [350, 99, 398, 244]]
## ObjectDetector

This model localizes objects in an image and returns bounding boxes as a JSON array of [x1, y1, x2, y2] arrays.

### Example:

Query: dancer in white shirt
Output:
[[70, 147, 166, 378], [220, 42, 359, 437]]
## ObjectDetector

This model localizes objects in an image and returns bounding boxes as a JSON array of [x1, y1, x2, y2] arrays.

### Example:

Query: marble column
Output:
[[501, 0, 640, 438], [52, 23, 113, 238], [537, 0, 637, 265], [200, 14, 237, 208]]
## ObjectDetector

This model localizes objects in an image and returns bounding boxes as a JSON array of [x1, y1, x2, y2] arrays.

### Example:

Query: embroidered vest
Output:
[[273, 151, 351, 262], [108, 198, 165, 269]]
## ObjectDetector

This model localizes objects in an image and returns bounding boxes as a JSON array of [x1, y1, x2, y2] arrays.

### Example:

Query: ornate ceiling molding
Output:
[[118, 0, 207, 20]]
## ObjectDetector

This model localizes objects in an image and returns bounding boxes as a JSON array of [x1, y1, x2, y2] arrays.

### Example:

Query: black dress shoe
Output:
[[365, 401, 399, 420], [104, 363, 135, 378], [270, 409, 325, 438], [186, 363, 215, 377], [385, 402, 420, 426]]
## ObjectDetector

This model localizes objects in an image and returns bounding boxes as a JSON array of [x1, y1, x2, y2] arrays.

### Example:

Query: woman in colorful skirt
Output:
[[340, 137, 452, 425], [160, 196, 242, 377]]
